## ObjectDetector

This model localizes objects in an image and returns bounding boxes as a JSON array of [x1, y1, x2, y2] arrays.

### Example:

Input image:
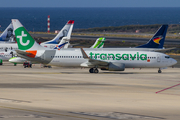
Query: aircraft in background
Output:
[[0, 23, 15, 43], [0, 20, 74, 62], [136, 24, 168, 49], [9, 57, 27, 65], [91, 38, 106, 48], [0, 50, 14, 61], [12, 19, 177, 73], [0, 20, 74, 51], [40, 20, 74, 49]]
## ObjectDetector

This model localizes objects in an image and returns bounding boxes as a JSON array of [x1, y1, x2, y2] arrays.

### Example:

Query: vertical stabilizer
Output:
[[12, 19, 45, 51], [0, 23, 14, 42], [136, 25, 168, 48], [43, 20, 74, 44], [91, 38, 106, 48]]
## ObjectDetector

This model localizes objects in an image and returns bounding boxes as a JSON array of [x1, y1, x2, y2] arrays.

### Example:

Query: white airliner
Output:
[[12, 19, 177, 73]]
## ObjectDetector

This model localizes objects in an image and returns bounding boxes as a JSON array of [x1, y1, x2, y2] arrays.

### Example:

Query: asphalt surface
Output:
[[0, 62, 180, 120]]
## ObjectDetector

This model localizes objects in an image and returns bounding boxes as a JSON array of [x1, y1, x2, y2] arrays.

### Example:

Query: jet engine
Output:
[[101, 62, 125, 71]]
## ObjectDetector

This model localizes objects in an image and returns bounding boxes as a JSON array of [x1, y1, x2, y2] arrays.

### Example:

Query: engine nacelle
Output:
[[101, 62, 125, 71]]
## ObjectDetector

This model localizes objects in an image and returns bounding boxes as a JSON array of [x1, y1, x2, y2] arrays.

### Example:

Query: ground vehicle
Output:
[[23, 62, 32, 68], [0, 59, 2, 65]]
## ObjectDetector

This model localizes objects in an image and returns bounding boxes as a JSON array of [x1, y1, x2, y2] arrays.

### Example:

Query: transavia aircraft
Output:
[[0, 20, 74, 51], [12, 19, 177, 73]]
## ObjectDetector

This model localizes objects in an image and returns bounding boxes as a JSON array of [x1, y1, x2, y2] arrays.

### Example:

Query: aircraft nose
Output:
[[9, 58, 15, 63], [172, 58, 177, 65], [9, 59, 13, 62]]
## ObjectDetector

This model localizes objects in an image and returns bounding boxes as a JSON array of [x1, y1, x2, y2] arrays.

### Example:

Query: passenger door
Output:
[[157, 54, 161, 62]]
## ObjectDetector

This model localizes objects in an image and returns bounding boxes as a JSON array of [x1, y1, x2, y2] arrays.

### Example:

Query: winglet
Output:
[[80, 48, 89, 59]]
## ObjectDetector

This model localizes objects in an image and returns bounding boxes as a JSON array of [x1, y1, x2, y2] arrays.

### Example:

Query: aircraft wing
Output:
[[80, 48, 109, 67]]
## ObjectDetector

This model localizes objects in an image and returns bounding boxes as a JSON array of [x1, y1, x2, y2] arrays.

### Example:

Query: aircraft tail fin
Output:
[[136, 25, 168, 48], [91, 38, 106, 48], [0, 23, 15, 42], [12, 19, 45, 51], [43, 20, 74, 44]]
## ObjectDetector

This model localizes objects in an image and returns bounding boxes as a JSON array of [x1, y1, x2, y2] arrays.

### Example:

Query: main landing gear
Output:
[[89, 68, 99, 73], [158, 68, 162, 73]]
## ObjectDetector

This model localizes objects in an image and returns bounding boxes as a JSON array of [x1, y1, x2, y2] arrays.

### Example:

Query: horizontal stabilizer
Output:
[[154, 47, 176, 52]]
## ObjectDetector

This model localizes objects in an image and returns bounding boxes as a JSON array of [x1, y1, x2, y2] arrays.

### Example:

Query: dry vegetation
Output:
[[73, 24, 180, 34]]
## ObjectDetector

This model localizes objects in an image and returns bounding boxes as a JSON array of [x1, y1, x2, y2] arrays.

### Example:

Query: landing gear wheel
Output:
[[89, 68, 94, 73], [158, 69, 162, 73], [94, 68, 99, 73]]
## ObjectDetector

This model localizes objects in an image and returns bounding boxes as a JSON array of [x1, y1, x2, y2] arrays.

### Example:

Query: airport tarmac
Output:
[[0, 62, 180, 120]]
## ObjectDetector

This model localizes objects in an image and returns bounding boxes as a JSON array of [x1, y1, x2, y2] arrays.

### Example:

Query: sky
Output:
[[1, 0, 180, 7]]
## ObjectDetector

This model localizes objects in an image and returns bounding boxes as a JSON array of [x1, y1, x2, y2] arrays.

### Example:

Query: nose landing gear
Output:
[[158, 68, 162, 73]]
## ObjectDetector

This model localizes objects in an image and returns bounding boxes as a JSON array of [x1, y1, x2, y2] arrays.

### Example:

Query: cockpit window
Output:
[[165, 56, 170, 59]]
